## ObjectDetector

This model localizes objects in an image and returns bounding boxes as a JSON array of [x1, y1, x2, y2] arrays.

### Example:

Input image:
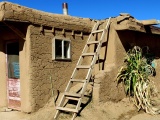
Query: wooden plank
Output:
[[92, 21, 100, 31], [65, 81, 73, 92], [66, 96, 80, 101], [76, 55, 84, 66], [105, 17, 111, 29], [140, 19, 159, 25], [56, 107, 78, 113], [87, 41, 99, 45], [92, 29, 104, 34], [57, 95, 66, 107], [82, 53, 95, 56], [54, 110, 60, 119], [70, 67, 78, 78], [76, 65, 90, 69], [85, 68, 92, 82], [81, 21, 99, 54], [64, 92, 81, 98], [73, 99, 82, 120], [72, 113, 77, 120], [71, 79, 86, 83], [3, 22, 26, 41]]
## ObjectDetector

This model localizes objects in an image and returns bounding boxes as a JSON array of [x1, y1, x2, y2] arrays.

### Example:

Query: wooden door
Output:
[[6, 42, 21, 110]]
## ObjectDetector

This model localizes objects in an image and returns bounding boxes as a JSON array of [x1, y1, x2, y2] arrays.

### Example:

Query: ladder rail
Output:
[[70, 21, 100, 79], [105, 17, 111, 29], [76, 21, 100, 66], [81, 21, 100, 53], [79, 17, 112, 102], [65, 81, 73, 92]]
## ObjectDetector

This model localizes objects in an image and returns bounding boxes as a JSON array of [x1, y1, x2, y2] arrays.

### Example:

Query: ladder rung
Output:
[[92, 29, 104, 34], [71, 79, 86, 83], [87, 41, 99, 45], [56, 107, 78, 113], [76, 65, 90, 69], [82, 53, 95, 56], [66, 96, 80, 101], [64, 92, 81, 98]]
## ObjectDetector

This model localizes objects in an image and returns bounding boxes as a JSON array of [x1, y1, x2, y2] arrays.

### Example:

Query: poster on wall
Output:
[[8, 78, 21, 110]]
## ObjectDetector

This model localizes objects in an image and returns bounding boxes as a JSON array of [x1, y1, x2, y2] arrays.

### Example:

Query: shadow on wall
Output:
[[96, 24, 111, 70], [117, 30, 160, 58], [117, 30, 160, 93]]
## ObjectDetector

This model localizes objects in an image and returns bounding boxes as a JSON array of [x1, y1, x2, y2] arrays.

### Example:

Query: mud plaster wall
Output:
[[0, 40, 7, 107], [20, 26, 32, 112], [117, 30, 160, 92], [98, 22, 126, 103], [29, 25, 88, 112]]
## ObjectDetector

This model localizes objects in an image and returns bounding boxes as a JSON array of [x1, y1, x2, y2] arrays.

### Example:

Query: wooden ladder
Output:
[[54, 18, 111, 120]]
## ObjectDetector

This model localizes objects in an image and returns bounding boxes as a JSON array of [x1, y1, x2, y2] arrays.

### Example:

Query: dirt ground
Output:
[[1, 96, 160, 120]]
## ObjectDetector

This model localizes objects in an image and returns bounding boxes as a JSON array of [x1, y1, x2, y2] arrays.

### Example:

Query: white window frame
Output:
[[52, 37, 71, 60]]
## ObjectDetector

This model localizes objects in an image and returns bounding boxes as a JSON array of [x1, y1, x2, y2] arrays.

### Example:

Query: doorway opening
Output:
[[6, 41, 21, 110]]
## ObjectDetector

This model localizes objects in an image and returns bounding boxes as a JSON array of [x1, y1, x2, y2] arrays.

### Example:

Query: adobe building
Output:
[[0, 2, 160, 113]]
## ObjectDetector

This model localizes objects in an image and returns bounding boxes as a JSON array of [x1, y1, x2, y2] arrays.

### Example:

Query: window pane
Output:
[[64, 41, 70, 58], [55, 39, 62, 59], [7, 42, 20, 79]]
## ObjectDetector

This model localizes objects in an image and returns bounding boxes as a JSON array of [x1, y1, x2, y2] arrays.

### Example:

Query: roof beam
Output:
[[140, 19, 160, 25], [3, 22, 26, 40]]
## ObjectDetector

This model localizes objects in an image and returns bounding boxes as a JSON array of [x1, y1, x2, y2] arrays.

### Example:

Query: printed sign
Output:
[[8, 78, 20, 101]]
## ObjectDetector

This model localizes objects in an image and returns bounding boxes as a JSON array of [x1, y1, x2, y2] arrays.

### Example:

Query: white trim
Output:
[[52, 37, 71, 60], [62, 40, 64, 59], [52, 38, 55, 60]]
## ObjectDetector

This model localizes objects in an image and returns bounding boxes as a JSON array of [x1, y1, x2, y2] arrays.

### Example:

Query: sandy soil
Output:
[[1, 97, 160, 120]]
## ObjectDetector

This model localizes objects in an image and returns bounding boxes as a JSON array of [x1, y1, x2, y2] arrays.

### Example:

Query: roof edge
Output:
[[0, 2, 5, 21], [114, 14, 160, 35], [0, 2, 95, 33]]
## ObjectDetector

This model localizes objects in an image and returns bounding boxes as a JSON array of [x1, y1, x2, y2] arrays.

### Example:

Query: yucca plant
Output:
[[117, 46, 160, 114]]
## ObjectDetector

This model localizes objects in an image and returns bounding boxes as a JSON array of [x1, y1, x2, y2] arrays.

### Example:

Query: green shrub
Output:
[[117, 46, 160, 114]]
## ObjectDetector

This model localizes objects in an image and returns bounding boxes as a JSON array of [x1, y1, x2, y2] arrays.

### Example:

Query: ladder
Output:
[[54, 18, 111, 120]]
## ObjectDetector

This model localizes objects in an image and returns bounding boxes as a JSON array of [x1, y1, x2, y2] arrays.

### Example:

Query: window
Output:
[[53, 37, 71, 60]]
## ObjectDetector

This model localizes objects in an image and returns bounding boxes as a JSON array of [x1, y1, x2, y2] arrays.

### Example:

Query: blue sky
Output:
[[4, 0, 160, 21]]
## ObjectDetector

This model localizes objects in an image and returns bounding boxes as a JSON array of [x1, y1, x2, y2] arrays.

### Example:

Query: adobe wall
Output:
[[0, 39, 7, 107], [20, 26, 32, 113], [29, 25, 89, 112]]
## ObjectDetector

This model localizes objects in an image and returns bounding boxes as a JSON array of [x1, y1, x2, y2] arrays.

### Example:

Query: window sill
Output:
[[52, 58, 72, 62]]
